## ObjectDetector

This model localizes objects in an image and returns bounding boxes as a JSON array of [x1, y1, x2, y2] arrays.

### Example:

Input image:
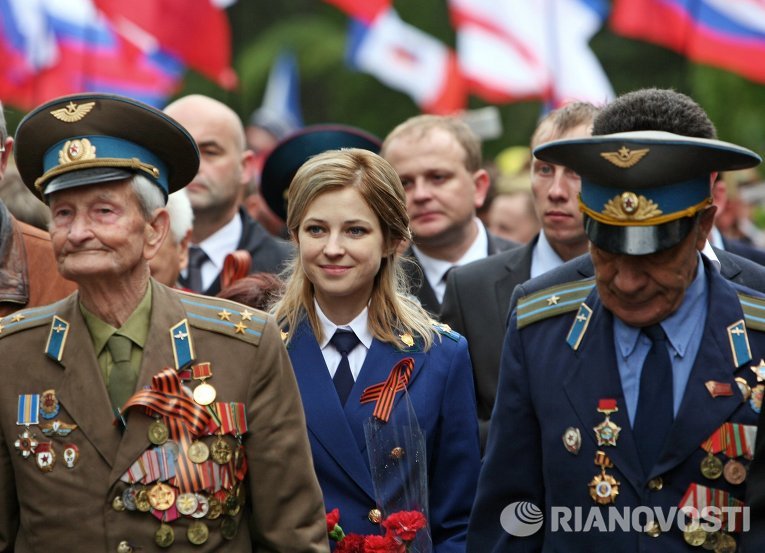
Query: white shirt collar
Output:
[[530, 231, 565, 278], [315, 299, 374, 350], [701, 239, 721, 272], [196, 212, 243, 270], [412, 218, 488, 302]]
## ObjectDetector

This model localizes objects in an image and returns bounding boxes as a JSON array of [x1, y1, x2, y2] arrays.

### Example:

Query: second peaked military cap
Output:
[[534, 130, 762, 255], [14, 93, 199, 201], [260, 124, 382, 222]]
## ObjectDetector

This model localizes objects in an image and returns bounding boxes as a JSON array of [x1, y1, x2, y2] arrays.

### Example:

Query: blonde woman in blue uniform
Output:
[[272, 148, 480, 551]]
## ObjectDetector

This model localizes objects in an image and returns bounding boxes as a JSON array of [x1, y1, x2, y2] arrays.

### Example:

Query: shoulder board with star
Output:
[[0, 302, 63, 339], [177, 291, 268, 346], [431, 320, 460, 342], [738, 292, 765, 332], [516, 279, 595, 329]]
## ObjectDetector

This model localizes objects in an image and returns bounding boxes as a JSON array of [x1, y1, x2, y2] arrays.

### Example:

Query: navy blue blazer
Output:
[[468, 261, 763, 553], [288, 320, 481, 552]]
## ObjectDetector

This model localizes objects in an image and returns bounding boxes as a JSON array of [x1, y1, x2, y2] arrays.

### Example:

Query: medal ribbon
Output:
[[701, 425, 728, 455], [679, 483, 746, 532], [359, 357, 414, 422], [123, 368, 213, 493], [724, 422, 754, 459]]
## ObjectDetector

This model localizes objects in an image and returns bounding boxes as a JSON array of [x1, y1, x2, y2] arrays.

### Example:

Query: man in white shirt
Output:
[[164, 95, 292, 295], [381, 115, 516, 315]]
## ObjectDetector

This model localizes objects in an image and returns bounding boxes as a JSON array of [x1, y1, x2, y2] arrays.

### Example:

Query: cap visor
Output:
[[44, 167, 134, 197], [584, 215, 697, 255]]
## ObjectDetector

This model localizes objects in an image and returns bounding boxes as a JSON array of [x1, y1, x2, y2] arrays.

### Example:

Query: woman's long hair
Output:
[[271, 148, 435, 350]]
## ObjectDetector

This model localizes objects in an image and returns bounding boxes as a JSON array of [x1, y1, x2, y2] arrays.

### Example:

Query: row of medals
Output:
[[587, 409, 742, 552], [115, 385, 242, 547]]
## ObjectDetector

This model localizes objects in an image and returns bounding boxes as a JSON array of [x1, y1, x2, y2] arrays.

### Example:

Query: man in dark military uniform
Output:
[[0, 93, 328, 552], [468, 129, 763, 552]]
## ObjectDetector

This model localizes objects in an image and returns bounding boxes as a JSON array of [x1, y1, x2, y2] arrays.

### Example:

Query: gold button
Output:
[[390, 447, 405, 459], [645, 521, 661, 538], [116, 541, 133, 553], [112, 496, 125, 512], [368, 508, 382, 524], [648, 477, 663, 491]]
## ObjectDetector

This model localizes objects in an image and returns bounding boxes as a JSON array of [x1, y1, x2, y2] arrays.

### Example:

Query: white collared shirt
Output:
[[316, 300, 372, 381], [529, 231, 565, 278], [412, 218, 489, 303], [701, 239, 721, 272], [181, 212, 242, 291]]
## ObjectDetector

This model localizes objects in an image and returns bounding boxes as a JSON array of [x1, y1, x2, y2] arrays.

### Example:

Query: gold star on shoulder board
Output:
[[11, 313, 25, 323], [751, 359, 765, 381], [400, 333, 414, 347], [233, 322, 247, 334], [240, 309, 253, 321], [547, 295, 560, 306], [217, 309, 232, 321]]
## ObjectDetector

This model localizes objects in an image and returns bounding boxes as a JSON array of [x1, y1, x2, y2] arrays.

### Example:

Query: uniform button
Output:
[[648, 477, 663, 491], [116, 540, 133, 553], [368, 508, 382, 524], [645, 521, 661, 538], [112, 496, 126, 511]]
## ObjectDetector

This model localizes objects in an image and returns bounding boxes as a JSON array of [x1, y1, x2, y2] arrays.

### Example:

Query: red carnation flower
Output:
[[335, 534, 366, 553], [363, 534, 406, 553], [326, 508, 341, 533], [382, 511, 427, 542]]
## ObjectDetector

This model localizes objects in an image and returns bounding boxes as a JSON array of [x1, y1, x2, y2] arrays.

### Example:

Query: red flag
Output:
[[94, 0, 237, 89]]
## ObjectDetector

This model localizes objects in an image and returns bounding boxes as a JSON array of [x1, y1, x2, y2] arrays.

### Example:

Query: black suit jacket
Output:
[[440, 236, 536, 448], [723, 235, 765, 266], [181, 208, 293, 296], [402, 227, 516, 316]]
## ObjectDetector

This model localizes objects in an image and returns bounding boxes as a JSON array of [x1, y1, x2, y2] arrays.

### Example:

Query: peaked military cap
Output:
[[534, 130, 761, 255], [14, 93, 199, 201], [260, 124, 382, 221]]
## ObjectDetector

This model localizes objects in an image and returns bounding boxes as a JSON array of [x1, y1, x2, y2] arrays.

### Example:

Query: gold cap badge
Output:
[[50, 101, 95, 123], [600, 146, 649, 168]]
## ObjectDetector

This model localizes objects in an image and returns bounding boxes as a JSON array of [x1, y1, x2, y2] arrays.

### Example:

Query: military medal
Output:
[[210, 435, 233, 465], [192, 362, 216, 406], [39, 389, 61, 419], [187, 440, 210, 463], [15, 394, 40, 459], [750, 384, 763, 413], [721, 422, 753, 485], [41, 420, 77, 438], [702, 531, 720, 551], [112, 496, 126, 512], [735, 377, 752, 402], [723, 460, 746, 485], [220, 516, 239, 540], [562, 427, 581, 455], [35, 442, 56, 472], [176, 493, 199, 516], [593, 399, 621, 447], [155, 523, 175, 548], [700, 426, 726, 480], [187, 521, 209, 545], [122, 487, 138, 511], [148, 482, 176, 511], [148, 419, 169, 445], [135, 487, 152, 512], [715, 532, 736, 553], [588, 451, 619, 505], [683, 523, 707, 547], [206, 496, 223, 520], [193, 494, 210, 519]]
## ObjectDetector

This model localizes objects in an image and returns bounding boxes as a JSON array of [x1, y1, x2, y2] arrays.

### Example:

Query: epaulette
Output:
[[431, 320, 460, 342], [738, 292, 765, 332], [177, 291, 268, 346], [516, 279, 595, 329], [0, 302, 62, 339]]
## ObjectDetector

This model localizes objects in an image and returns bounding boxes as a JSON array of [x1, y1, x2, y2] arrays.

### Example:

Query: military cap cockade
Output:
[[534, 130, 762, 255], [260, 124, 382, 222], [14, 93, 199, 201]]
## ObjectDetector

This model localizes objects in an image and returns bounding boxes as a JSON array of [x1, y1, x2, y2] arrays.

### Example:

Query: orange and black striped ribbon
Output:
[[123, 368, 213, 493], [359, 357, 414, 422]]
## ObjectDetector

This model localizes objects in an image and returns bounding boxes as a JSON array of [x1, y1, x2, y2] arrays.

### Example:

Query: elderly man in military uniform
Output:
[[468, 130, 763, 552], [0, 93, 328, 552]]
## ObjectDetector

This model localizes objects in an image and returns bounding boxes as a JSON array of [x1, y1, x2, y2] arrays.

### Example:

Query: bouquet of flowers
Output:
[[327, 508, 428, 553]]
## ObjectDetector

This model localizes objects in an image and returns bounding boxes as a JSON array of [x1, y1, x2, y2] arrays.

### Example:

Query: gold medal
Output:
[[700, 453, 723, 479], [594, 399, 621, 447], [187, 521, 209, 545], [589, 450, 619, 505], [148, 420, 169, 445], [112, 495, 126, 512], [220, 516, 239, 540], [148, 482, 176, 511], [210, 436, 233, 464], [723, 459, 747, 485], [192, 494, 210, 519], [714, 532, 736, 553], [155, 523, 175, 548], [207, 496, 223, 520], [683, 525, 707, 547], [187, 440, 210, 463], [175, 492, 199, 516], [193, 382, 217, 406], [702, 531, 720, 550], [135, 487, 152, 512]]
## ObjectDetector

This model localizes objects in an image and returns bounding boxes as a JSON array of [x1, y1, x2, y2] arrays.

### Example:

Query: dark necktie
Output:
[[106, 333, 136, 409], [330, 330, 360, 405], [633, 324, 674, 473], [186, 246, 208, 293]]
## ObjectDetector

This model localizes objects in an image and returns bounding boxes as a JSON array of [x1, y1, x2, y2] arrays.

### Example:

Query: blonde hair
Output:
[[272, 148, 436, 349]]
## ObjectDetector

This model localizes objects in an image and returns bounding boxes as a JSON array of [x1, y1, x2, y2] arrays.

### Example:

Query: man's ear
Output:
[[144, 208, 170, 260], [473, 168, 491, 209], [696, 206, 718, 250]]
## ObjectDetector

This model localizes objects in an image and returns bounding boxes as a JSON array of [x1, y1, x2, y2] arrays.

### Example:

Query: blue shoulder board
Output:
[[516, 279, 595, 329], [431, 321, 460, 342], [0, 303, 61, 339], [739, 292, 765, 332]]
